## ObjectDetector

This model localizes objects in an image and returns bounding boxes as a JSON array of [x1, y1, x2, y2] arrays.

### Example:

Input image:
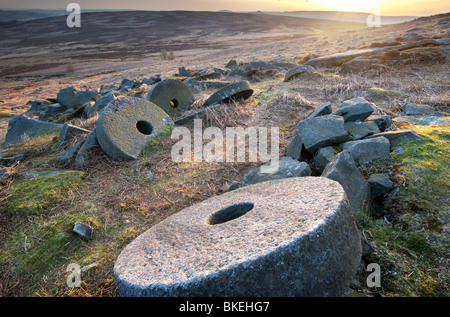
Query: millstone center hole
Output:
[[170, 99, 179, 108], [206, 202, 254, 225], [136, 121, 154, 135]]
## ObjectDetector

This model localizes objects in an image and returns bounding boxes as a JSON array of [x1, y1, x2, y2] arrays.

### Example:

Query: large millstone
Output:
[[96, 96, 174, 160], [203, 80, 254, 107], [146, 79, 195, 115], [114, 177, 362, 297]]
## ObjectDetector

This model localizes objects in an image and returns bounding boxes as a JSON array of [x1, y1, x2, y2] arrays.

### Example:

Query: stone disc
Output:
[[96, 96, 174, 160], [146, 79, 195, 116], [114, 177, 362, 297], [203, 80, 254, 107]]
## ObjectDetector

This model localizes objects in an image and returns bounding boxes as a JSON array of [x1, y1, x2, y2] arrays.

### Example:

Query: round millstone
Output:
[[114, 177, 362, 297], [96, 96, 174, 160], [146, 79, 195, 116], [203, 80, 254, 107]]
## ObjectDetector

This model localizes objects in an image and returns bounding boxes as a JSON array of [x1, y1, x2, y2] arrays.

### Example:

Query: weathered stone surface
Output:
[[370, 115, 392, 132], [344, 120, 380, 140], [313, 146, 337, 171], [403, 102, 435, 116], [366, 130, 421, 144], [340, 57, 383, 74], [73, 221, 93, 240], [24, 99, 52, 115], [74, 90, 100, 107], [341, 136, 390, 163], [286, 134, 308, 161], [38, 103, 67, 121], [284, 65, 317, 81], [83, 92, 116, 118], [334, 98, 376, 122], [57, 124, 90, 148], [296, 115, 349, 154], [57, 86, 80, 108], [308, 101, 333, 119], [146, 79, 195, 115], [203, 80, 254, 107], [74, 128, 100, 166], [368, 173, 393, 197], [4, 115, 63, 148], [243, 156, 311, 185], [96, 96, 174, 160], [59, 140, 84, 163], [322, 150, 369, 212], [114, 177, 362, 297]]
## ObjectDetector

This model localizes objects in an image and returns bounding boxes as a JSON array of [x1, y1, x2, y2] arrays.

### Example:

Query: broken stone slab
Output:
[[114, 177, 362, 296], [334, 97, 376, 122], [366, 130, 421, 144], [403, 102, 435, 116], [178, 66, 197, 77], [57, 123, 90, 148], [296, 115, 349, 154], [203, 80, 254, 107], [368, 173, 393, 198], [369, 115, 392, 132], [307, 101, 332, 119], [59, 140, 84, 163], [96, 96, 174, 160], [284, 65, 317, 81], [344, 120, 380, 140], [74, 128, 100, 166], [243, 156, 311, 185], [313, 146, 337, 172], [146, 79, 195, 116], [322, 150, 369, 212], [4, 115, 63, 148], [73, 221, 93, 240], [341, 136, 390, 163]]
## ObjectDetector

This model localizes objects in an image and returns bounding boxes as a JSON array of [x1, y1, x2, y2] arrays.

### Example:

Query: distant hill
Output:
[[255, 11, 419, 25]]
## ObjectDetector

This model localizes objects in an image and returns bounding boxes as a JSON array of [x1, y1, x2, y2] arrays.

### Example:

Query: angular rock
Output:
[[296, 115, 349, 154], [370, 115, 392, 132], [341, 136, 390, 163], [59, 140, 84, 163], [83, 92, 116, 118], [73, 221, 93, 240], [243, 156, 311, 185], [4, 115, 63, 148], [178, 66, 197, 77], [308, 101, 332, 119], [313, 146, 337, 171], [120, 78, 140, 91], [203, 80, 254, 107], [322, 150, 369, 212], [368, 173, 393, 198], [74, 90, 100, 107], [74, 128, 100, 166], [146, 79, 195, 115], [114, 177, 362, 296], [366, 130, 421, 144], [403, 102, 435, 116], [286, 134, 308, 161], [57, 86, 80, 108], [334, 97, 376, 122], [38, 103, 68, 121], [57, 123, 90, 148], [96, 96, 174, 160], [284, 65, 317, 81], [344, 120, 380, 140], [24, 99, 52, 115]]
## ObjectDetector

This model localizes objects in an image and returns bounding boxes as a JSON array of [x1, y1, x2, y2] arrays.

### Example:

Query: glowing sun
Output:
[[318, 0, 380, 12]]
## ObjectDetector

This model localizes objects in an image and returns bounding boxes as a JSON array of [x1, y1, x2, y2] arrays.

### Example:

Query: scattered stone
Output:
[[74, 90, 100, 107], [203, 80, 254, 107], [243, 156, 311, 185], [4, 115, 63, 148], [142, 75, 162, 86], [74, 128, 101, 166], [56, 86, 80, 108], [307, 101, 332, 119], [366, 130, 421, 144], [228, 181, 244, 192], [24, 99, 52, 115], [341, 136, 390, 163], [296, 115, 349, 154], [73, 221, 93, 240], [393, 147, 405, 154], [340, 57, 383, 74], [286, 134, 308, 161], [59, 140, 84, 163], [96, 96, 174, 160], [83, 92, 116, 118], [146, 79, 195, 115], [57, 123, 90, 148], [225, 59, 237, 68], [120, 78, 140, 91], [114, 177, 362, 296], [284, 65, 317, 81], [370, 115, 392, 132], [321, 150, 369, 212], [0, 153, 30, 167], [403, 102, 435, 116], [334, 98, 376, 122], [313, 146, 337, 171], [185, 78, 232, 89], [344, 120, 380, 140], [178, 66, 197, 77], [38, 103, 67, 121], [368, 173, 393, 198]]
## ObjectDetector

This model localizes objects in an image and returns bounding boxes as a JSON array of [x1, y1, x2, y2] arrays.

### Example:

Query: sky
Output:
[[0, 0, 449, 17]]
